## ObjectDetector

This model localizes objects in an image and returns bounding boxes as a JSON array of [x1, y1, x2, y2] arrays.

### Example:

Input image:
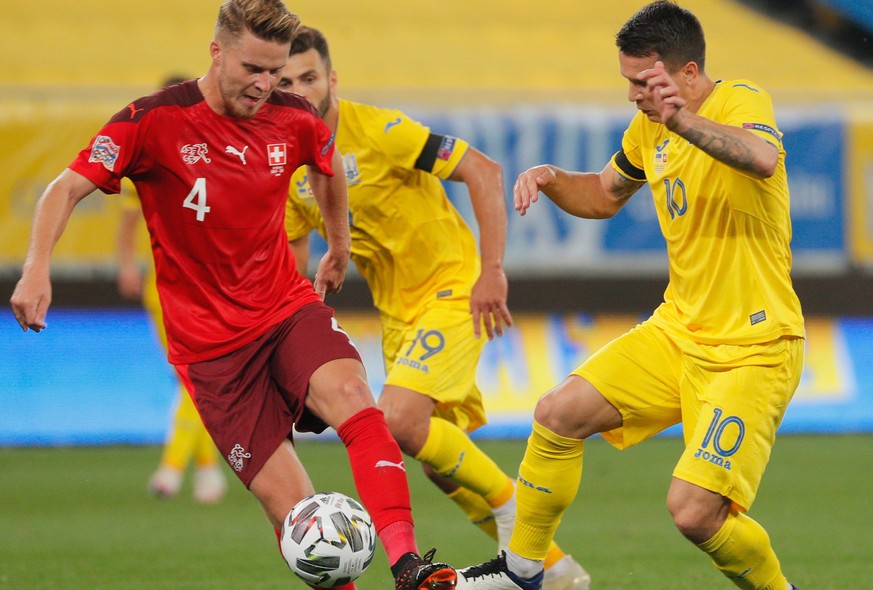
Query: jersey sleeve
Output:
[[363, 109, 450, 174], [69, 105, 148, 195], [414, 133, 470, 180], [719, 81, 783, 148], [610, 113, 646, 181], [299, 116, 337, 176]]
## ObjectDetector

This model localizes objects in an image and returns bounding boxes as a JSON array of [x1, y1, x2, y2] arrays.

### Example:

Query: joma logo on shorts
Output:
[[396, 357, 430, 373], [693, 448, 732, 471]]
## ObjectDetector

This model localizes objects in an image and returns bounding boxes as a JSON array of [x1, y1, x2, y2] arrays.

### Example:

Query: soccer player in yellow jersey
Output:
[[116, 178, 227, 504], [457, 2, 804, 590], [281, 26, 590, 590]]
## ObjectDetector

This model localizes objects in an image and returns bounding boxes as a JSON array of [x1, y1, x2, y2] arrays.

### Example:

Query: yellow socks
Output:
[[446, 486, 498, 538], [510, 421, 583, 561], [415, 416, 513, 505], [444, 470, 569, 569], [698, 511, 788, 590]]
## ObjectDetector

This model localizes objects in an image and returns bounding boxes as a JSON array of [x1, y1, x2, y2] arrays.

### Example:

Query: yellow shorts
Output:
[[382, 301, 487, 433], [575, 320, 804, 510]]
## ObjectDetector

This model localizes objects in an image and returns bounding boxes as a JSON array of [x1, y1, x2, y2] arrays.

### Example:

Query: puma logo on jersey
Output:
[[374, 459, 406, 472], [127, 103, 144, 118], [226, 145, 248, 165]]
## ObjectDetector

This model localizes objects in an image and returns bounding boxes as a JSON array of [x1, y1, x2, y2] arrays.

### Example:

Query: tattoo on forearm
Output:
[[683, 126, 763, 175], [611, 175, 645, 203]]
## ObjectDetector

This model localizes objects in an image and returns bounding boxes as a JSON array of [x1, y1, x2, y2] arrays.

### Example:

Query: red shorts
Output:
[[175, 302, 362, 487]]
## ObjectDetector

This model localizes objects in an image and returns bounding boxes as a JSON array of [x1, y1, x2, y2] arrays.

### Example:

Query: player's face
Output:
[[619, 51, 664, 122], [212, 29, 289, 118], [277, 48, 334, 120]]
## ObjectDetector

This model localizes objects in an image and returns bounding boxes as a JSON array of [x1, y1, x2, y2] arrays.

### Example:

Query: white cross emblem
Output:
[[268, 143, 286, 166]]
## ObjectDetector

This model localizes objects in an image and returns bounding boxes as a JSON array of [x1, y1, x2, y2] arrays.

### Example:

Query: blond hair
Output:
[[215, 0, 300, 44]]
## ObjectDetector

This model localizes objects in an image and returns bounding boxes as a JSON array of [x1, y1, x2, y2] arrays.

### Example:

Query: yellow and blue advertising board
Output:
[[2, 311, 871, 445]]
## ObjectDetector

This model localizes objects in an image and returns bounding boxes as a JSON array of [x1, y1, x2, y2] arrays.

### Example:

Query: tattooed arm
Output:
[[513, 162, 645, 219], [639, 60, 778, 179], [669, 112, 778, 179]]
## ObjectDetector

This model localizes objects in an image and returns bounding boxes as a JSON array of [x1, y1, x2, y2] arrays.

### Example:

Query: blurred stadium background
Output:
[[2, 0, 873, 444], [2, 2, 873, 589]]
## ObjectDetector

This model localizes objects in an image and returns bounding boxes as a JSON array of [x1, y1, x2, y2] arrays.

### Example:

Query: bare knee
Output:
[[533, 376, 621, 439], [667, 479, 731, 544], [307, 359, 375, 429], [378, 386, 435, 455], [381, 404, 417, 452], [533, 390, 567, 432]]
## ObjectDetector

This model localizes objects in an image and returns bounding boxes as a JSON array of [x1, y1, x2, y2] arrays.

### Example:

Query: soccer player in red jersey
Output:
[[116, 76, 227, 505], [10, 2, 456, 588]]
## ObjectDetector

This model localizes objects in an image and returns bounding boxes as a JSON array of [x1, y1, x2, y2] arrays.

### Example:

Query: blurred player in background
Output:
[[116, 84, 228, 501], [11, 2, 458, 588], [457, 2, 804, 589], [281, 26, 590, 590]]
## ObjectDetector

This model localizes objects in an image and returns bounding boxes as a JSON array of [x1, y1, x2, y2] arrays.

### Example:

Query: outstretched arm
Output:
[[11, 168, 98, 331], [306, 149, 350, 298], [449, 147, 513, 339], [514, 161, 644, 219]]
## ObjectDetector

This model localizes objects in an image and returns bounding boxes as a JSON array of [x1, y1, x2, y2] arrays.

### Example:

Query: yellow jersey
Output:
[[285, 99, 479, 323], [611, 79, 804, 345]]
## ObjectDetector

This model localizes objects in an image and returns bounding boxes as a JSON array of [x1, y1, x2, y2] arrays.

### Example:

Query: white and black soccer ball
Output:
[[280, 492, 377, 588]]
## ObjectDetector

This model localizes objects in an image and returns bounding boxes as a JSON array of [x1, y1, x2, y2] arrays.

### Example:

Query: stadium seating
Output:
[[3, 0, 873, 104]]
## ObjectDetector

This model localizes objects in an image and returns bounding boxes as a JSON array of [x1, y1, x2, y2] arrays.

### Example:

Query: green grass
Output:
[[2, 435, 871, 589]]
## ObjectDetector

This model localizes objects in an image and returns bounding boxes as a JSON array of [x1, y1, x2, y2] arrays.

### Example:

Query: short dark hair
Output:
[[215, 0, 300, 45], [289, 25, 332, 71], [615, 1, 706, 71]]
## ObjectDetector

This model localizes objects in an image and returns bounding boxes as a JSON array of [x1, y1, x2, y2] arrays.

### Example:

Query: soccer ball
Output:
[[280, 492, 377, 588]]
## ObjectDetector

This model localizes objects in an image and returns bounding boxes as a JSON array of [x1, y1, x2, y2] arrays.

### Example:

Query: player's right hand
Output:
[[10, 272, 51, 332], [513, 164, 556, 216], [313, 248, 349, 300]]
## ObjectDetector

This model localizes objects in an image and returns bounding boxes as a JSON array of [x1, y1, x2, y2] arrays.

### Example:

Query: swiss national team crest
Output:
[[268, 143, 287, 176], [89, 135, 120, 172], [227, 443, 252, 473], [180, 143, 211, 165]]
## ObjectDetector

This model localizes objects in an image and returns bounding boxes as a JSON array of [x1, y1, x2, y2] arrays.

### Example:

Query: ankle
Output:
[[505, 550, 544, 580]]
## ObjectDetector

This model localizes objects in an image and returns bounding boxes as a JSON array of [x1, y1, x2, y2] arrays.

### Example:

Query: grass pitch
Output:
[[2, 434, 870, 589]]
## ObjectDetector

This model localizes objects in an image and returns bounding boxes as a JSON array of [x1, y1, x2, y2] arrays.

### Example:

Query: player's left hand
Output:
[[470, 267, 513, 339], [638, 61, 687, 130]]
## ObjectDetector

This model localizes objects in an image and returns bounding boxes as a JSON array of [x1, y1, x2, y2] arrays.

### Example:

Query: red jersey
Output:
[[70, 80, 336, 364]]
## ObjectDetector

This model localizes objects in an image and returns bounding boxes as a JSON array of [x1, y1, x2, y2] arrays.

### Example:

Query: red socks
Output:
[[337, 407, 418, 565]]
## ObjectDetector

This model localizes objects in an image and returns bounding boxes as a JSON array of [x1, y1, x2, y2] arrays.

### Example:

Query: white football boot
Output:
[[543, 555, 591, 590]]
